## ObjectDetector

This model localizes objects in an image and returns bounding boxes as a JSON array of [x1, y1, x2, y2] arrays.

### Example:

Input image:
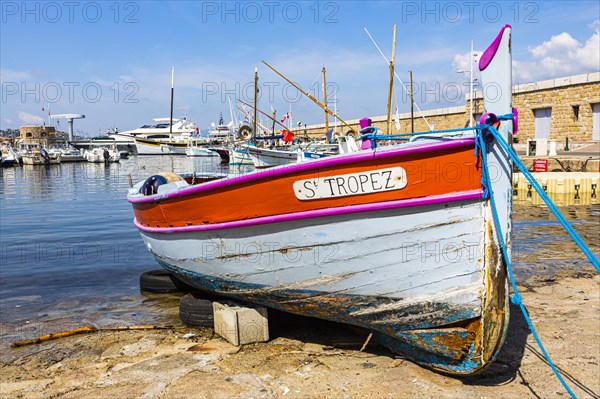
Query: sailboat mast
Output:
[[409, 70, 414, 134], [322, 67, 329, 131], [253, 67, 258, 141], [169, 66, 174, 136], [238, 99, 289, 130], [386, 25, 397, 134]]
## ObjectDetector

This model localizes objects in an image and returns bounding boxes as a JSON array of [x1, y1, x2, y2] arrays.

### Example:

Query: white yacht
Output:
[[112, 117, 197, 143], [68, 117, 197, 154]]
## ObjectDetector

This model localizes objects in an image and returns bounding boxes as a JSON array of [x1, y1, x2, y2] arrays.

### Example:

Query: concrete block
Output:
[[213, 301, 269, 346]]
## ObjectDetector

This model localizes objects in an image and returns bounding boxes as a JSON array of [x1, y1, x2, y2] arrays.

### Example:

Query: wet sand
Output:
[[1, 274, 599, 399]]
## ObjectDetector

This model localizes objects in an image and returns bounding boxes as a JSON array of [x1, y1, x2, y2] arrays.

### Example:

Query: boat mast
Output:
[[238, 99, 289, 131], [253, 67, 258, 141], [386, 25, 397, 134], [169, 66, 174, 137], [262, 60, 358, 135], [237, 105, 271, 133], [322, 67, 329, 132], [409, 70, 414, 133]]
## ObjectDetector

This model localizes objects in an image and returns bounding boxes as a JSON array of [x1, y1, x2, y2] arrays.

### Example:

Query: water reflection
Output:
[[0, 157, 598, 348]]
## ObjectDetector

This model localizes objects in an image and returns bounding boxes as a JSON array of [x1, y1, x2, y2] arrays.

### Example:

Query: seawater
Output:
[[0, 157, 598, 349]]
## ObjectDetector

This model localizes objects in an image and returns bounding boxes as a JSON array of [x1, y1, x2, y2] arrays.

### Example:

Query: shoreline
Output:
[[1, 273, 598, 399]]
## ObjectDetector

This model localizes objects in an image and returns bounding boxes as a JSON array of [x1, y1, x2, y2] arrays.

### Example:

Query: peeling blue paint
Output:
[[158, 259, 487, 374]]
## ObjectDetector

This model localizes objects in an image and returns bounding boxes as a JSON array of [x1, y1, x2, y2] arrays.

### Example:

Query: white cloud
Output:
[[18, 112, 44, 125], [514, 21, 600, 82], [3, 118, 15, 125], [0, 68, 33, 82]]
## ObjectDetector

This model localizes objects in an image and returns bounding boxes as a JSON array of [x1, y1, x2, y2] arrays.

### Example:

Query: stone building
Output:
[[300, 72, 600, 143], [18, 125, 57, 147]]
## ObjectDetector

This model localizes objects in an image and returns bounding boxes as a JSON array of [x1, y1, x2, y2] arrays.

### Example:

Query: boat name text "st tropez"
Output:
[[293, 167, 408, 200]]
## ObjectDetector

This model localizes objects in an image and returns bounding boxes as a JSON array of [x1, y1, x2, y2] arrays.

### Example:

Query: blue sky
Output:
[[1, 1, 599, 135]]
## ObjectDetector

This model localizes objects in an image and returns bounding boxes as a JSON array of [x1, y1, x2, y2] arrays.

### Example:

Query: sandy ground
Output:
[[1, 274, 599, 399]]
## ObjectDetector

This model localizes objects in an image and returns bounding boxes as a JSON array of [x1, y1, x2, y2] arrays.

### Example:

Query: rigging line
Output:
[[364, 27, 432, 130]]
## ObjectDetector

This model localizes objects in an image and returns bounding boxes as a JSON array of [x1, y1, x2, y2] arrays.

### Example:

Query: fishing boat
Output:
[[229, 146, 254, 166], [134, 135, 190, 155], [243, 144, 298, 168], [185, 139, 218, 157], [128, 25, 515, 375]]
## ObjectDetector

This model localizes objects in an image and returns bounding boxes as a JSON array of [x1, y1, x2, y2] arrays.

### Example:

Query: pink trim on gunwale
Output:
[[129, 138, 476, 204], [134, 189, 483, 234], [479, 24, 512, 71]]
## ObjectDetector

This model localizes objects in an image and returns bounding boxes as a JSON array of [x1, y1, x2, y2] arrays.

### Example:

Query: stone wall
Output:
[[18, 125, 57, 145], [300, 72, 600, 142]]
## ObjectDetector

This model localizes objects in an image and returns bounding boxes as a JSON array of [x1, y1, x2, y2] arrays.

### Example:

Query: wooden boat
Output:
[[134, 136, 188, 155], [128, 25, 515, 375], [185, 139, 218, 157], [229, 146, 254, 166], [243, 144, 298, 168]]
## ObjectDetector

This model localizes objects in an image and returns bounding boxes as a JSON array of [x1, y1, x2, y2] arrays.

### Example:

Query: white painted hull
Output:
[[135, 140, 187, 155], [186, 147, 217, 157], [21, 154, 60, 164], [245, 145, 298, 168], [84, 149, 120, 163], [229, 148, 254, 165], [140, 200, 489, 326]]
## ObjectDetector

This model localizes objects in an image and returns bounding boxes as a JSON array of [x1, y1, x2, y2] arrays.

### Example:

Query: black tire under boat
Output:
[[139, 269, 189, 293], [179, 293, 214, 327]]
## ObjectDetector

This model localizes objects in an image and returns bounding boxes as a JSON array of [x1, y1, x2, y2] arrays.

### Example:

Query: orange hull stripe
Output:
[[133, 146, 481, 228]]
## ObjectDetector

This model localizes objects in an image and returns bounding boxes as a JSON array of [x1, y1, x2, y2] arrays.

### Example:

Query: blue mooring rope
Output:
[[364, 121, 598, 396], [484, 125, 600, 272], [477, 124, 600, 399]]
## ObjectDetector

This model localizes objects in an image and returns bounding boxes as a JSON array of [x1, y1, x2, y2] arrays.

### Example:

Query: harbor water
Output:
[[0, 157, 598, 349]]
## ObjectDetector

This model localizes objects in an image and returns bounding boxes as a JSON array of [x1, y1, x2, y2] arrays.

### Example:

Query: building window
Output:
[[572, 105, 580, 121], [26, 132, 33, 137], [534, 108, 552, 140], [592, 103, 600, 141], [41, 133, 46, 137]]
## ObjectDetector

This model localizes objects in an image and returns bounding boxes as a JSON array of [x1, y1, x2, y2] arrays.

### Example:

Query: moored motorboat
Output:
[[21, 148, 61, 164], [1, 142, 18, 167], [128, 25, 515, 375], [83, 146, 120, 163]]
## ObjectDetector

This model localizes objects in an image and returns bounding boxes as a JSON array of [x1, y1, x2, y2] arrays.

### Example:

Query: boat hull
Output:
[[186, 147, 218, 157], [135, 137, 187, 155], [245, 145, 298, 168], [22, 154, 60, 164], [230, 147, 254, 166], [130, 138, 510, 374]]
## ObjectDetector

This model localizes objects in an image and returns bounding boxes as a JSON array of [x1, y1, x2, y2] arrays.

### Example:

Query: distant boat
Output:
[[185, 139, 218, 157], [228, 146, 254, 166], [1, 142, 18, 167], [83, 146, 120, 163], [243, 144, 298, 168], [68, 118, 198, 154], [21, 147, 60, 165], [111, 117, 198, 143], [48, 146, 85, 162], [134, 135, 190, 155], [129, 25, 515, 375]]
